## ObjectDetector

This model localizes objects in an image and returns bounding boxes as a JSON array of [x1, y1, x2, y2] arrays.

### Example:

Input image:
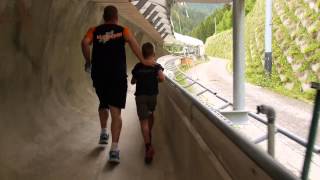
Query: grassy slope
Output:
[[205, 0, 320, 101]]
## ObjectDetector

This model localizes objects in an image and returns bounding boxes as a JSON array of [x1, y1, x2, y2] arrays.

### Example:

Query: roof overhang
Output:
[[91, 0, 232, 42], [175, 0, 231, 3], [92, 0, 164, 42]]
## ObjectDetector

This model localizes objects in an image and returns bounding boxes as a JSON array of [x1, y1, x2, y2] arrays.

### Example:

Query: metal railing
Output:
[[162, 57, 297, 180], [163, 57, 320, 155]]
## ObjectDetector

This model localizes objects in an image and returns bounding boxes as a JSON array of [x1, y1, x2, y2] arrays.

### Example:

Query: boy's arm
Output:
[[158, 70, 165, 82], [156, 64, 165, 82]]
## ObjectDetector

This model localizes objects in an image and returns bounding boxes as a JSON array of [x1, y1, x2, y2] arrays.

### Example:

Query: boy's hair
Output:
[[142, 42, 155, 59], [103, 5, 118, 22]]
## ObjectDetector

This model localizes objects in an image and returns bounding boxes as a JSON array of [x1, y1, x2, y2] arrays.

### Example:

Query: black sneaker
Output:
[[99, 133, 109, 145]]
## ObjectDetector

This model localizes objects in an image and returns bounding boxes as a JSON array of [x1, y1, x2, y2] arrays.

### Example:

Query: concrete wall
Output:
[[0, 1, 160, 178], [155, 80, 297, 180]]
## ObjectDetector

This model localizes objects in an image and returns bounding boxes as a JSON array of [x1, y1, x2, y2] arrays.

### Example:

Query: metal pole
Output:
[[214, 17, 217, 34], [232, 0, 245, 110], [301, 82, 320, 180], [265, 0, 273, 74], [268, 119, 275, 157], [257, 105, 276, 157]]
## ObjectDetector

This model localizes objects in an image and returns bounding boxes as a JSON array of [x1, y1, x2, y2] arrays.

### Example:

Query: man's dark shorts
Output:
[[94, 79, 128, 109], [135, 95, 157, 120]]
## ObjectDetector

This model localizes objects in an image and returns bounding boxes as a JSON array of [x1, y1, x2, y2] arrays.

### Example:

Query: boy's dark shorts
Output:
[[135, 95, 157, 120], [94, 79, 128, 109]]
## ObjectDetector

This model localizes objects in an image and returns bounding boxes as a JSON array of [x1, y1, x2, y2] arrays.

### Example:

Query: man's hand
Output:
[[141, 59, 156, 66], [81, 29, 93, 73], [85, 61, 91, 73]]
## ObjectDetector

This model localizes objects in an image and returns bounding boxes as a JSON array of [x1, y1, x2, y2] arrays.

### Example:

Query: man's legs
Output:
[[98, 108, 109, 144], [108, 105, 122, 163], [110, 106, 122, 144], [99, 108, 109, 129]]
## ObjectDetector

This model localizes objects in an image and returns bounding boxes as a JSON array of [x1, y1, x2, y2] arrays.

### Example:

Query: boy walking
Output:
[[131, 43, 165, 164]]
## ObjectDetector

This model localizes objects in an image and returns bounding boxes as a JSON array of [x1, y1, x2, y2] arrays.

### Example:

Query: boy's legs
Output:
[[140, 117, 154, 164], [148, 112, 154, 143], [140, 119, 151, 145], [147, 95, 157, 143], [136, 96, 155, 163]]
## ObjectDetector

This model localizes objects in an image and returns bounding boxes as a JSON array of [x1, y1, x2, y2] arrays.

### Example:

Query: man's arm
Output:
[[81, 37, 92, 63], [81, 27, 94, 72], [131, 64, 138, 84], [124, 28, 155, 66]]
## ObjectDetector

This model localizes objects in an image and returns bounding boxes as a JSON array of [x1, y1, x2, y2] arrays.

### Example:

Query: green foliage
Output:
[[205, 30, 233, 60], [189, 6, 229, 42], [190, 0, 256, 42], [216, 9, 232, 33], [204, 0, 319, 101], [164, 43, 183, 54], [170, 3, 220, 35]]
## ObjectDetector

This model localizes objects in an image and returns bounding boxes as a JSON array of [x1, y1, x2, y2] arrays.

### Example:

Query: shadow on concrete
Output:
[[104, 162, 119, 172], [87, 146, 106, 159]]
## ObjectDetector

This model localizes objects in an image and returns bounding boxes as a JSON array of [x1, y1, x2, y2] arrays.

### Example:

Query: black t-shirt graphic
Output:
[[132, 63, 164, 96]]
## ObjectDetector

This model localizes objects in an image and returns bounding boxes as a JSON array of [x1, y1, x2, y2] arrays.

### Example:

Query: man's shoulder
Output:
[[95, 24, 125, 31]]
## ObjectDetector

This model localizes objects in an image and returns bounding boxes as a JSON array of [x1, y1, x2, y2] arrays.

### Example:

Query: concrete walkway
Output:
[[0, 84, 176, 180]]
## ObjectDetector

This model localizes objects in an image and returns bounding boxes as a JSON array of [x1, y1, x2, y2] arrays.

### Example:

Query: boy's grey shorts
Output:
[[135, 95, 157, 120]]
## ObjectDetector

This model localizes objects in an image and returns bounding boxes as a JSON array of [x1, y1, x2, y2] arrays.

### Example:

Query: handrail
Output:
[[164, 75, 298, 180], [164, 56, 320, 154]]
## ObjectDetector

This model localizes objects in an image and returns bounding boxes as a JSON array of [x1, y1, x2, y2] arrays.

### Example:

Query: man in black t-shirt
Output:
[[131, 42, 165, 164], [81, 5, 151, 164]]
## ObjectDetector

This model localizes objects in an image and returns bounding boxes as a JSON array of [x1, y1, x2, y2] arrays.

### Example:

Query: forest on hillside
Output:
[[170, 3, 221, 35], [204, 0, 320, 101], [189, 0, 257, 42]]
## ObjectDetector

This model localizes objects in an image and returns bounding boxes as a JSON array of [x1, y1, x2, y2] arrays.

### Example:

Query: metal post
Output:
[[301, 82, 320, 180], [214, 17, 217, 34], [232, 0, 245, 110], [268, 118, 275, 157], [265, 0, 273, 74], [257, 105, 276, 157]]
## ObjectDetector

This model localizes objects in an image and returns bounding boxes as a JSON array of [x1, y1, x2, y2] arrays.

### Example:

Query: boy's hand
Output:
[[158, 70, 165, 82], [131, 78, 137, 85]]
